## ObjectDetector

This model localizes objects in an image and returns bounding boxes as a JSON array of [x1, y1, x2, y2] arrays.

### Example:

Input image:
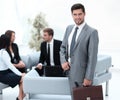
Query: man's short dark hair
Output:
[[43, 28, 54, 37], [71, 3, 85, 13], [0, 34, 10, 49]]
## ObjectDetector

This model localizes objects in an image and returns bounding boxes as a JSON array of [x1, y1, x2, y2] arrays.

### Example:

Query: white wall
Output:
[[0, 0, 120, 66]]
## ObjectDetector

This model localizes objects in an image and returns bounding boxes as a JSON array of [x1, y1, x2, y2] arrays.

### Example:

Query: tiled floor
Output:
[[0, 67, 120, 100]]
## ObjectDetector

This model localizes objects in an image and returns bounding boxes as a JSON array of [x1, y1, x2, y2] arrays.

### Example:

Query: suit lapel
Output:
[[67, 25, 74, 42], [44, 42, 48, 58], [73, 24, 88, 50], [53, 39, 55, 63]]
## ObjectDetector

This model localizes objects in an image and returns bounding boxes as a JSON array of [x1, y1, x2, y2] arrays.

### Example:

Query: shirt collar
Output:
[[47, 38, 54, 45], [75, 21, 86, 29]]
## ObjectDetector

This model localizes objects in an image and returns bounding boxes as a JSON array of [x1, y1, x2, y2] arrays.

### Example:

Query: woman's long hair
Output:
[[0, 34, 10, 50]]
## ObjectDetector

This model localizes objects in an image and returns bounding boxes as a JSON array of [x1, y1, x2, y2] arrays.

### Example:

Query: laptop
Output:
[[44, 66, 66, 77]]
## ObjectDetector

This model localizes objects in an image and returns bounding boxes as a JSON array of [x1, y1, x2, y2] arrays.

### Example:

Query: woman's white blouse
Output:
[[0, 49, 22, 76]]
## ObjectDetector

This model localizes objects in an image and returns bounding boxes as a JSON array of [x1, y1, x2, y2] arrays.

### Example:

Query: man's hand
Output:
[[36, 63, 42, 70], [62, 62, 70, 71], [83, 79, 92, 86]]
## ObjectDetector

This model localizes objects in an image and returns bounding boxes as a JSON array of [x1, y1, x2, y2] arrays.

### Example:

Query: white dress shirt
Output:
[[0, 49, 22, 76], [47, 39, 55, 66], [68, 22, 86, 62]]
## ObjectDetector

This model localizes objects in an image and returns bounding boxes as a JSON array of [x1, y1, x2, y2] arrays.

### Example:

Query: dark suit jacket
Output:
[[6, 43, 26, 73], [39, 39, 62, 66], [6, 43, 21, 64]]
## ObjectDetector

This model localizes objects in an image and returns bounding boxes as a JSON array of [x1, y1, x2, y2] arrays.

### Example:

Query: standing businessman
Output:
[[60, 3, 99, 92]]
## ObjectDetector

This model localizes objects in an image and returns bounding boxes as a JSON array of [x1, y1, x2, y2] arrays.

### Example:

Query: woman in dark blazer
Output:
[[5, 30, 26, 73], [0, 34, 25, 100]]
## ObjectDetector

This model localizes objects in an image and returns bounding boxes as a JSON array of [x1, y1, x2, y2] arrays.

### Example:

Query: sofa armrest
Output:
[[95, 55, 112, 75], [23, 76, 70, 95]]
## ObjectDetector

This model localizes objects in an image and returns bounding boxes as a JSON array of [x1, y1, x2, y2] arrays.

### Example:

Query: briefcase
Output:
[[73, 82, 103, 100]]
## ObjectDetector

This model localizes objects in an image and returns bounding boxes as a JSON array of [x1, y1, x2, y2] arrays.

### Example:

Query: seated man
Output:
[[34, 28, 62, 76]]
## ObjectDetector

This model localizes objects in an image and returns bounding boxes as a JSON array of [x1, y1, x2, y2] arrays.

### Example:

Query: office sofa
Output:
[[23, 54, 112, 100]]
